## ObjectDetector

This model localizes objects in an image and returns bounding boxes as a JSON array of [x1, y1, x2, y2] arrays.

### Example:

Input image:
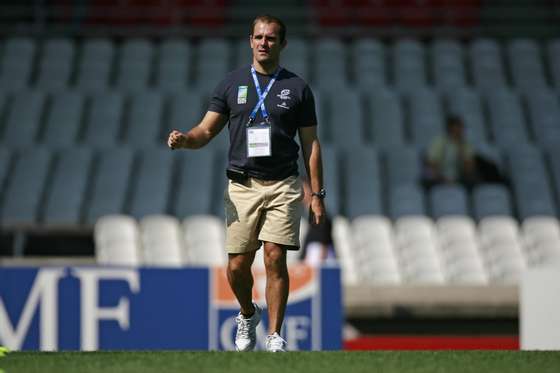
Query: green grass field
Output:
[[1, 351, 559, 373]]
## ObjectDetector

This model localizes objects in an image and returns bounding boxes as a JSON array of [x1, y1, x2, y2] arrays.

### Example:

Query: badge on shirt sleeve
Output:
[[237, 86, 248, 104]]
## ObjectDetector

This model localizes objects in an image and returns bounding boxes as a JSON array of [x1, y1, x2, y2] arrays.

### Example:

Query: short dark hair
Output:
[[251, 15, 286, 43]]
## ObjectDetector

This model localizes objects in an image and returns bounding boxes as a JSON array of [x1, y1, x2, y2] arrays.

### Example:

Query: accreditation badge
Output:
[[246, 122, 271, 158]]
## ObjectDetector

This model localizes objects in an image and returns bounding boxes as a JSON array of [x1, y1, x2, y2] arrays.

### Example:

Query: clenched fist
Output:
[[167, 130, 187, 149]]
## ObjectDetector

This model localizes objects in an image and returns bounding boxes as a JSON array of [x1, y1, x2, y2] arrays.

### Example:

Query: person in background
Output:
[[423, 115, 477, 189], [300, 178, 335, 267]]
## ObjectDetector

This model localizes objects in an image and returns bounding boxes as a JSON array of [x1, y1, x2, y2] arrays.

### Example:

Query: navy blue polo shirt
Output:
[[208, 65, 317, 180]]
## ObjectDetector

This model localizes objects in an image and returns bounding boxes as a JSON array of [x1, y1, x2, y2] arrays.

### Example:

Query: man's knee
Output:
[[228, 252, 254, 275], [263, 243, 287, 269]]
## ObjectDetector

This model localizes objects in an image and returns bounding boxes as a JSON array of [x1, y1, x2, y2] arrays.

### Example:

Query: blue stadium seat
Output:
[[389, 184, 426, 220], [548, 147, 560, 215], [280, 37, 308, 80], [2, 91, 46, 148], [312, 90, 328, 142], [548, 38, 560, 89], [194, 39, 231, 93], [352, 38, 386, 90], [0, 37, 35, 91], [507, 38, 548, 92], [82, 92, 124, 146], [128, 148, 173, 219], [432, 39, 467, 93], [393, 38, 427, 94], [385, 145, 420, 187], [36, 38, 75, 91], [507, 146, 557, 219], [116, 38, 153, 92], [368, 89, 404, 147], [85, 148, 133, 223], [173, 149, 215, 217], [0, 148, 52, 226], [313, 38, 347, 89], [525, 90, 560, 147], [430, 184, 469, 219], [0, 148, 12, 201], [42, 148, 92, 225], [75, 38, 114, 92], [124, 91, 164, 146], [470, 38, 508, 92], [343, 147, 382, 218], [42, 91, 84, 147], [472, 183, 513, 220], [156, 39, 191, 92], [321, 145, 341, 216], [212, 149, 229, 218], [408, 87, 444, 147], [329, 90, 366, 149], [0, 91, 6, 126], [446, 88, 488, 144], [486, 89, 531, 148]]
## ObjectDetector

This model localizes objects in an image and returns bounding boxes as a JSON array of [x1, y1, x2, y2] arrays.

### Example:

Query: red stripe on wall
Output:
[[344, 336, 519, 350]]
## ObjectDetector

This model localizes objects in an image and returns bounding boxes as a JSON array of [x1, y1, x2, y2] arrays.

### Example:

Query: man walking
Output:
[[167, 15, 325, 352]]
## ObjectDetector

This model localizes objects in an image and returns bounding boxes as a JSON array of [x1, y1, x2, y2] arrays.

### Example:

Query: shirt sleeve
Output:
[[298, 84, 318, 127], [207, 78, 230, 115], [427, 137, 444, 163]]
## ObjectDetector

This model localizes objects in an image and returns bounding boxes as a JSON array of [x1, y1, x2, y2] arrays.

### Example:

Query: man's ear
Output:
[[281, 39, 287, 50]]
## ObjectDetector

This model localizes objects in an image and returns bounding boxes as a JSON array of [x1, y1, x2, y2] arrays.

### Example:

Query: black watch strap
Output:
[[311, 188, 326, 199]]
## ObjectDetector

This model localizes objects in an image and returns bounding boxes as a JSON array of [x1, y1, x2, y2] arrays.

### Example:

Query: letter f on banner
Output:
[[0, 268, 66, 351], [73, 268, 140, 351]]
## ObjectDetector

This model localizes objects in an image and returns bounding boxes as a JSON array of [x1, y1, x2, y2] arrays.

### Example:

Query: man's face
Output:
[[250, 21, 285, 65]]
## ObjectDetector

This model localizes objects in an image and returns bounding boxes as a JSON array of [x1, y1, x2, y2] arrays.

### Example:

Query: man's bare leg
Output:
[[227, 251, 257, 316], [263, 241, 289, 334]]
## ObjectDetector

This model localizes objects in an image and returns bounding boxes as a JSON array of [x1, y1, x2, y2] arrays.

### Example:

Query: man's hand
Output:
[[310, 197, 325, 225], [167, 130, 187, 149]]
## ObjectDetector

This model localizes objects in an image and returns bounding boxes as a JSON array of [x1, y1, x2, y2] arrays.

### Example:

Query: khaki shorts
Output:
[[224, 175, 303, 254]]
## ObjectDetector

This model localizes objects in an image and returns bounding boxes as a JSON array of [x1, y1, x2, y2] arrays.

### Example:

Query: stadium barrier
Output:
[[520, 266, 560, 350], [0, 264, 342, 351]]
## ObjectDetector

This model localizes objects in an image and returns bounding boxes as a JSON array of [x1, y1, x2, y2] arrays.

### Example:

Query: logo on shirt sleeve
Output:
[[237, 86, 248, 104]]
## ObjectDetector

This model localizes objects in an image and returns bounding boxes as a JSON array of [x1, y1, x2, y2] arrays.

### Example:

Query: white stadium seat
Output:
[[94, 215, 141, 265], [140, 215, 184, 266], [182, 215, 226, 266]]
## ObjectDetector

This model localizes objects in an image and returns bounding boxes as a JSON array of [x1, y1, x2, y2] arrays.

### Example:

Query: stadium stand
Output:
[[85, 148, 134, 224], [82, 92, 125, 146], [0, 37, 35, 91], [156, 39, 191, 92], [75, 38, 114, 92], [0, 148, 52, 227], [42, 91, 85, 147], [42, 148, 93, 226], [0, 33, 559, 290], [116, 38, 154, 93], [2, 91, 46, 147]]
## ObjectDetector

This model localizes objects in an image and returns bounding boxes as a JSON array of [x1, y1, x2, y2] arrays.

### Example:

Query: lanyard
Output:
[[249, 66, 281, 124]]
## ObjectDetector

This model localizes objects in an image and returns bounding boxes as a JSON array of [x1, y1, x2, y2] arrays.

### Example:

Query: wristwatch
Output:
[[311, 188, 326, 199]]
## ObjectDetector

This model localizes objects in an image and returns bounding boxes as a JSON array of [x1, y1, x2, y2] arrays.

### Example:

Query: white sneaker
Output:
[[235, 303, 261, 351], [266, 332, 287, 352]]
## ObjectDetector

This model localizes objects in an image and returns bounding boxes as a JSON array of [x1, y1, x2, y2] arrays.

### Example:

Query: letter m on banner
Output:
[[0, 268, 65, 350]]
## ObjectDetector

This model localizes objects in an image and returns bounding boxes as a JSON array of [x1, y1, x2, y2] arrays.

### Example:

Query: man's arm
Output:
[[299, 125, 325, 225], [167, 111, 228, 149]]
